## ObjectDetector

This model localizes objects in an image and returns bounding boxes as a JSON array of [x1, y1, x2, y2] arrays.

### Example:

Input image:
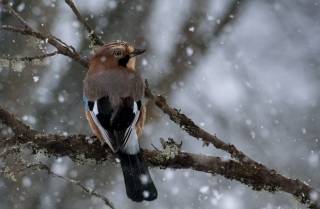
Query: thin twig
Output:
[[151, 143, 160, 151], [213, 0, 246, 37], [5, 4, 33, 30], [1, 163, 115, 209], [1, 51, 60, 62], [4, 4, 71, 49], [64, 0, 104, 46], [35, 164, 115, 209], [144, 80, 257, 164], [1, 25, 88, 68], [0, 2, 88, 67], [1, 24, 46, 40], [1, 1, 98, 67]]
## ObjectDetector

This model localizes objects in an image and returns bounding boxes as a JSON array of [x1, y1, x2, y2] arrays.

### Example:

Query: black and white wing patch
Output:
[[86, 96, 141, 152]]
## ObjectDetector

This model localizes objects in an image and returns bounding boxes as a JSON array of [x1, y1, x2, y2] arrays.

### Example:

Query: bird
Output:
[[83, 41, 157, 202]]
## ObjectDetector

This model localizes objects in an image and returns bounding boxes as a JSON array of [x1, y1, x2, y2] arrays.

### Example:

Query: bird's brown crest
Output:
[[89, 41, 144, 73]]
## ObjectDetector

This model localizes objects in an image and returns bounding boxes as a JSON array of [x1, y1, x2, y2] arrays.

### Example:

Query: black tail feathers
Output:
[[118, 152, 158, 202]]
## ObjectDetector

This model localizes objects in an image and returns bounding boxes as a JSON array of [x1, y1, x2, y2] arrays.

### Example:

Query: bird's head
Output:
[[89, 41, 145, 72]]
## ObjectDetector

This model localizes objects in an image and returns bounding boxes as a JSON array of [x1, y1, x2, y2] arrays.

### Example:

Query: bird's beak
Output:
[[129, 48, 146, 58]]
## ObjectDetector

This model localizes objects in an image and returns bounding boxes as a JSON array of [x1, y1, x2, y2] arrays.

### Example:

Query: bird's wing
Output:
[[84, 95, 141, 152]]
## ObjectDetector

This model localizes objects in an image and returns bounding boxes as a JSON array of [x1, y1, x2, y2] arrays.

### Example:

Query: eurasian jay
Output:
[[83, 41, 157, 202]]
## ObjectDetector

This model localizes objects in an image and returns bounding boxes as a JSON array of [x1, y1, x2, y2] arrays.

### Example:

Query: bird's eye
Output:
[[112, 49, 123, 58]]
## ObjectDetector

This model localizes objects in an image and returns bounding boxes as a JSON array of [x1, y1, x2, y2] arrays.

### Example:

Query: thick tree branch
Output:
[[3, 106, 320, 207], [0, 106, 319, 208], [0, 107, 37, 138]]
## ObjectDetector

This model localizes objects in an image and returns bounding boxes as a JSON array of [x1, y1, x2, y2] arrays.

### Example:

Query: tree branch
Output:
[[0, 51, 59, 63], [29, 164, 115, 209], [213, 0, 247, 37], [4, 3, 71, 50], [0, 162, 115, 209], [1, 2, 319, 208], [64, 0, 104, 46], [0, 107, 37, 138], [155, 0, 248, 92], [1, 1, 88, 67], [0, 105, 319, 208], [1, 25, 88, 68], [145, 80, 256, 164]]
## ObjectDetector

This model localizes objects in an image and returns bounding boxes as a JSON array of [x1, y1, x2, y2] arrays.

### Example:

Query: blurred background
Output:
[[0, 0, 320, 208]]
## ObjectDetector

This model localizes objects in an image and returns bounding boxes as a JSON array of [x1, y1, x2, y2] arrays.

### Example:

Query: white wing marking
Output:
[[89, 103, 115, 152], [93, 101, 99, 115], [90, 100, 141, 152], [120, 101, 140, 150]]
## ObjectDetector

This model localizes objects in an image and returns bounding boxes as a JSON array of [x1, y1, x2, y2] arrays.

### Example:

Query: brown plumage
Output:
[[84, 41, 146, 142], [83, 41, 157, 202], [84, 69, 144, 107]]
